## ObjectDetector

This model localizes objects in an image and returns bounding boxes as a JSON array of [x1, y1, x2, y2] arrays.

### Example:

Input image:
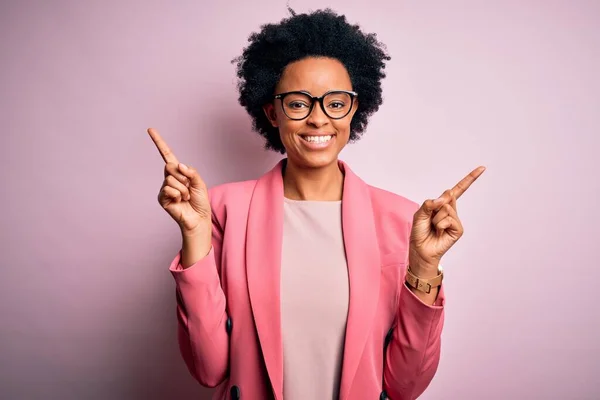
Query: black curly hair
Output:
[[233, 8, 391, 154]]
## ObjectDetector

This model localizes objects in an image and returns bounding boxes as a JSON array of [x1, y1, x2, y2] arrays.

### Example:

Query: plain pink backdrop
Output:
[[1, 0, 598, 399]]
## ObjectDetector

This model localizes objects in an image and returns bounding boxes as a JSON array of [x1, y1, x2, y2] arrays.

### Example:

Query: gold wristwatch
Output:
[[405, 265, 443, 294]]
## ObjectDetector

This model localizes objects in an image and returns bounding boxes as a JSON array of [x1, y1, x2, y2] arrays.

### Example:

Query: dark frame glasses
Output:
[[273, 90, 358, 121]]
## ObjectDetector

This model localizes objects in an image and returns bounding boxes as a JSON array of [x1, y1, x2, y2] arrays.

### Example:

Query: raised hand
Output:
[[148, 128, 212, 235], [409, 166, 486, 275]]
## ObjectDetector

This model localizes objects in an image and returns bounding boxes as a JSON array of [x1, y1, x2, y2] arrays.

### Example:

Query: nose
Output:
[[306, 102, 329, 128]]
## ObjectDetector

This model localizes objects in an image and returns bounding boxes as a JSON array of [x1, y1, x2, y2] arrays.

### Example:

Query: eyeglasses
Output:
[[273, 90, 358, 121]]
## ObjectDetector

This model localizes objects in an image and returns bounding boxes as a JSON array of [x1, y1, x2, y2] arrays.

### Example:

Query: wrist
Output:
[[408, 263, 440, 279], [180, 223, 212, 268], [405, 264, 443, 297], [180, 220, 211, 239]]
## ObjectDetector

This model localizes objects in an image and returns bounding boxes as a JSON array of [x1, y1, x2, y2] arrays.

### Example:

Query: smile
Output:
[[301, 135, 333, 143], [298, 134, 336, 150]]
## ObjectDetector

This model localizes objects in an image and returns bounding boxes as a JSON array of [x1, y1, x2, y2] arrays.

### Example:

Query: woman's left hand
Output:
[[408, 166, 486, 276]]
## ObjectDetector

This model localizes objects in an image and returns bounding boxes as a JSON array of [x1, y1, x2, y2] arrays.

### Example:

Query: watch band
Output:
[[405, 266, 443, 294]]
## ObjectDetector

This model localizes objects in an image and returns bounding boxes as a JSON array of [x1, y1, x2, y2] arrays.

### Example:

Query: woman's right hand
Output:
[[148, 128, 212, 236]]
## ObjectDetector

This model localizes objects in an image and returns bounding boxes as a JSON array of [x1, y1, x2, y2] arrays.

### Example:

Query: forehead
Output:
[[276, 57, 353, 95]]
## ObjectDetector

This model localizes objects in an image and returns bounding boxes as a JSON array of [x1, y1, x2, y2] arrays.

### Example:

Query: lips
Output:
[[301, 135, 333, 143], [298, 133, 336, 149], [299, 132, 336, 138]]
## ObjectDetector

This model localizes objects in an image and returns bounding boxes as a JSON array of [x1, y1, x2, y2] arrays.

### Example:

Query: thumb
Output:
[[414, 198, 443, 221], [411, 199, 440, 242], [178, 163, 205, 189]]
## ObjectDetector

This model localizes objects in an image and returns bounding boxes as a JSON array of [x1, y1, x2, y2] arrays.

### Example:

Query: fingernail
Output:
[[179, 163, 188, 170]]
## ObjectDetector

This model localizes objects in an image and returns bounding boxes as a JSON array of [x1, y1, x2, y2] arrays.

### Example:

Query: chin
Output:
[[290, 149, 341, 169], [302, 154, 337, 169]]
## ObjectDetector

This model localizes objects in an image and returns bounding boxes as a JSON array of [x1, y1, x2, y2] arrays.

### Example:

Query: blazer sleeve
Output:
[[383, 274, 445, 399], [168, 211, 229, 388]]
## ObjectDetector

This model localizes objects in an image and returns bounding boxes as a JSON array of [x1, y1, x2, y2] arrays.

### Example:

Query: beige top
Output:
[[280, 198, 350, 400]]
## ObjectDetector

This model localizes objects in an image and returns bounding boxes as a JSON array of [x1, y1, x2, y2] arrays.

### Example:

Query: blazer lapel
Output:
[[245, 159, 380, 400], [246, 159, 286, 400], [337, 160, 381, 400]]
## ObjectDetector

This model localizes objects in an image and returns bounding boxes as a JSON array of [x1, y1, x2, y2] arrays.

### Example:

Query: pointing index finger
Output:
[[147, 128, 178, 164], [451, 166, 486, 199]]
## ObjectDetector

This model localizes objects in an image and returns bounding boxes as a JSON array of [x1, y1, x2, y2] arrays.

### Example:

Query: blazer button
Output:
[[379, 390, 388, 400], [384, 327, 394, 349], [230, 385, 240, 399], [226, 317, 233, 335]]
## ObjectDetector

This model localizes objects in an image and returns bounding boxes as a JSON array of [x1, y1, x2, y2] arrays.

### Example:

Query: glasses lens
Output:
[[322, 92, 352, 119], [280, 91, 354, 120], [282, 92, 313, 119]]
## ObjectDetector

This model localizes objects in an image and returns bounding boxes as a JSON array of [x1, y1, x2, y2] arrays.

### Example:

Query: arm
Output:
[[382, 274, 445, 399], [382, 160, 483, 398], [406, 268, 440, 306], [169, 213, 229, 388]]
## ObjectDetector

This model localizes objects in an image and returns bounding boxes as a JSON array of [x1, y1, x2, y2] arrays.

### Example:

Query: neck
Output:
[[282, 158, 344, 201]]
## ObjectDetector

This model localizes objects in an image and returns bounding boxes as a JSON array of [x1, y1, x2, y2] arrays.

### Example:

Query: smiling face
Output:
[[263, 57, 358, 169]]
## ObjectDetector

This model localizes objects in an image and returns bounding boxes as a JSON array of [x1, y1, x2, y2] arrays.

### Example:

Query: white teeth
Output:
[[304, 135, 332, 143]]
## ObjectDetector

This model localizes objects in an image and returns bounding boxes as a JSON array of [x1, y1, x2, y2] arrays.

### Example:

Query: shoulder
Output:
[[208, 180, 257, 226], [208, 180, 256, 206], [343, 160, 419, 224], [366, 184, 420, 248], [367, 184, 420, 221]]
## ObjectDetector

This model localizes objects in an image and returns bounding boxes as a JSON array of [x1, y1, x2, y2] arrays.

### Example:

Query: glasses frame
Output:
[[273, 90, 358, 121]]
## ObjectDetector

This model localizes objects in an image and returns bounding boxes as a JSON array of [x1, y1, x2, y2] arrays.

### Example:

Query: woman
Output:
[[148, 8, 484, 400]]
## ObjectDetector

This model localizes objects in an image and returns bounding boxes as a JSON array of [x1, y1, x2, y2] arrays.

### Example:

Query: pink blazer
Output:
[[169, 159, 445, 400]]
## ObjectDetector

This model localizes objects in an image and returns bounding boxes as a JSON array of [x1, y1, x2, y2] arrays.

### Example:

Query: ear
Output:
[[263, 103, 279, 128]]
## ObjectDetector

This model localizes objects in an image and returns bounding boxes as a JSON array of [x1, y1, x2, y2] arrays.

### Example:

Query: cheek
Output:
[[333, 119, 352, 139], [276, 113, 302, 137], [274, 109, 295, 132], [277, 121, 303, 148], [278, 121, 295, 134]]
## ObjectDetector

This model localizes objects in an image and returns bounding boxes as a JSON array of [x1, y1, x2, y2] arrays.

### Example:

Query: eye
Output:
[[288, 101, 309, 109], [327, 101, 345, 109]]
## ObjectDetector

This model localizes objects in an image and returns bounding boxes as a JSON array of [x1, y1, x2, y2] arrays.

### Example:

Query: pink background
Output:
[[2, 0, 598, 399]]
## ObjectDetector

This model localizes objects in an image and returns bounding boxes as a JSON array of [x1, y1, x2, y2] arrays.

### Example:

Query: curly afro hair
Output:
[[233, 8, 391, 154]]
